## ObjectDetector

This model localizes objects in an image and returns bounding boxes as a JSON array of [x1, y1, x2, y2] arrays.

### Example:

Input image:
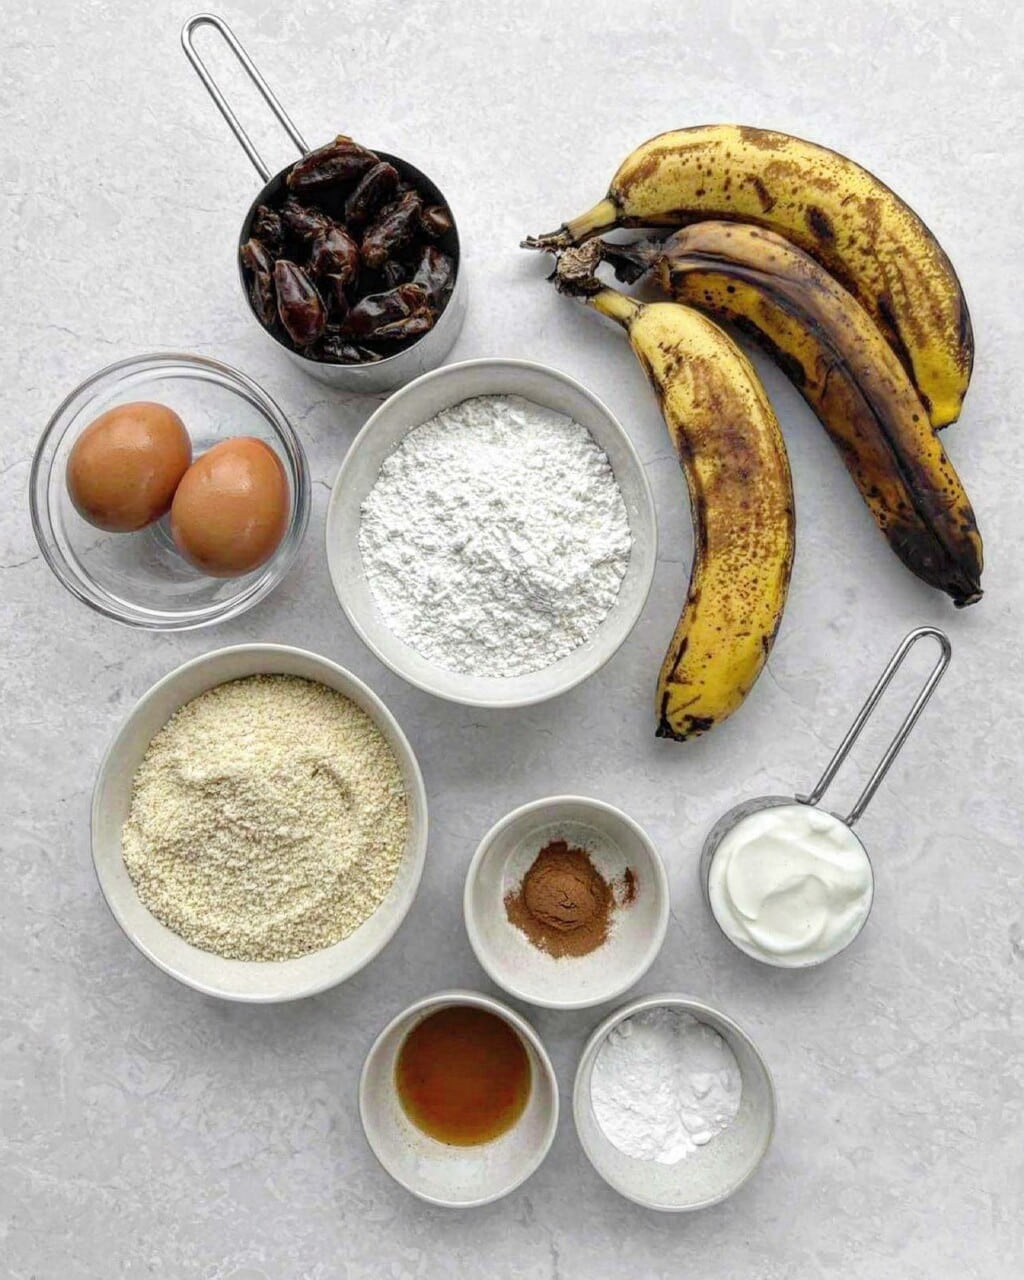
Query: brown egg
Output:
[[66, 402, 192, 532], [170, 437, 290, 577]]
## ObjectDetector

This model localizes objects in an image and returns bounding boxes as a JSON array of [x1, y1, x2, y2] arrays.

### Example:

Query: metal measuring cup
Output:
[[181, 14, 468, 393], [699, 626, 952, 967]]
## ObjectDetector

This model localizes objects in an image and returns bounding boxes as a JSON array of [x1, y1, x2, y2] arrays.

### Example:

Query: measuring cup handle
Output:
[[797, 626, 951, 826], [181, 13, 309, 183]]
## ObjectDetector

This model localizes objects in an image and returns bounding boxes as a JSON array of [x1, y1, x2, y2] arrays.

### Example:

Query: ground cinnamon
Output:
[[504, 839, 614, 958]]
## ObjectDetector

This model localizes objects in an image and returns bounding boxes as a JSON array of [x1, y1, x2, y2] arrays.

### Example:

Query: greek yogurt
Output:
[[707, 803, 873, 966]]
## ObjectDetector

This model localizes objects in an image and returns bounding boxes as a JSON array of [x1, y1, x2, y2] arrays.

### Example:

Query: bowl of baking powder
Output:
[[92, 644, 428, 1001], [325, 359, 657, 707], [573, 993, 775, 1211]]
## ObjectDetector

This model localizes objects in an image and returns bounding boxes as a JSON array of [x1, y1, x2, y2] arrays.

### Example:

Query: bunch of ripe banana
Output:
[[523, 124, 983, 742]]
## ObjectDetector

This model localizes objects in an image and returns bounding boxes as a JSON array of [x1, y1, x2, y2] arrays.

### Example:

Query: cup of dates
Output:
[[238, 135, 464, 390]]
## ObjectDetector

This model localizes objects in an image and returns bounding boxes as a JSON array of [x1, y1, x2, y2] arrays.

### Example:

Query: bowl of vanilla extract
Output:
[[359, 989, 558, 1207]]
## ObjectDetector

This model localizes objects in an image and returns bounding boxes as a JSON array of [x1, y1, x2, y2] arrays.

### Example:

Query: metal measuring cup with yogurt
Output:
[[701, 628, 950, 969], [705, 800, 873, 966]]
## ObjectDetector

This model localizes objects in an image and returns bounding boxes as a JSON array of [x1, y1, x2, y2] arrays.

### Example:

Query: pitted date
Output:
[[321, 274, 351, 321], [240, 238, 276, 326], [286, 135, 376, 193], [361, 190, 422, 269], [345, 161, 400, 226], [273, 260, 326, 347], [381, 259, 409, 288], [318, 330, 385, 363], [251, 205, 284, 251], [309, 225, 360, 286], [239, 133, 455, 365], [281, 197, 331, 241], [342, 284, 427, 339], [371, 310, 436, 340], [411, 246, 455, 301], [420, 204, 454, 239]]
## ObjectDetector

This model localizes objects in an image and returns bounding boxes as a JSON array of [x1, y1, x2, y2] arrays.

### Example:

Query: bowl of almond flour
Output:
[[324, 359, 658, 708], [91, 644, 427, 1001]]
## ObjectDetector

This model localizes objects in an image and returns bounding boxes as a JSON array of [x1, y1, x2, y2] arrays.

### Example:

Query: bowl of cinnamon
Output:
[[463, 796, 669, 1010]]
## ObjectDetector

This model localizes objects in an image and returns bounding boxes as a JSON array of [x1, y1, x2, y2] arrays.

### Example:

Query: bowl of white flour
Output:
[[573, 993, 775, 1210], [325, 359, 657, 707]]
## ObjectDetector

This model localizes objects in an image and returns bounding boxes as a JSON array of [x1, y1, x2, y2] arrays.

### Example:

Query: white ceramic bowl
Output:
[[464, 797, 669, 1010], [573, 993, 776, 1211], [324, 358, 657, 708], [91, 644, 428, 1002], [359, 989, 559, 1206]]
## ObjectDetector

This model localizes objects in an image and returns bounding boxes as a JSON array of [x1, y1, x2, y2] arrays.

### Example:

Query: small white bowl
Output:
[[359, 989, 559, 1207], [573, 994, 776, 1211], [464, 797, 669, 1010], [92, 644, 428, 1002], [324, 358, 657, 708]]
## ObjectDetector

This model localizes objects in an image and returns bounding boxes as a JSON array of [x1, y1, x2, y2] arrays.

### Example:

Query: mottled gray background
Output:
[[3, 1, 1022, 1276]]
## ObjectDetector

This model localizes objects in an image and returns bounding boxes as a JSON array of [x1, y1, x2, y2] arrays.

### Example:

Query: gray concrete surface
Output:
[[2, 1, 1021, 1275]]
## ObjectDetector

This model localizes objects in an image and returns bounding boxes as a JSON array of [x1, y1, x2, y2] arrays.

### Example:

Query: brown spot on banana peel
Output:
[[888, 520, 982, 606], [875, 293, 920, 406], [749, 176, 776, 215], [731, 315, 808, 388], [806, 205, 835, 243], [737, 125, 789, 151], [656, 707, 715, 741]]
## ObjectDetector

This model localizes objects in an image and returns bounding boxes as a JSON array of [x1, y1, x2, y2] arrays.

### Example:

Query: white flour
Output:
[[591, 1008, 742, 1163], [357, 395, 632, 676]]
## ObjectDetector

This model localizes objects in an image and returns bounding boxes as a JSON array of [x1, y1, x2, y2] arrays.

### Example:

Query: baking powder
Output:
[[357, 395, 632, 676], [591, 1007, 742, 1163]]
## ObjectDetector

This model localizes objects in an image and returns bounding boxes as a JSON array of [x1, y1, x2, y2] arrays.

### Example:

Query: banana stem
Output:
[[599, 238, 659, 284], [565, 197, 620, 243], [587, 286, 641, 329], [522, 197, 620, 251], [547, 241, 642, 329]]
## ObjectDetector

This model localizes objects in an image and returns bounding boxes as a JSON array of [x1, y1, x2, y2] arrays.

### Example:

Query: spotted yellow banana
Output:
[[567, 279, 795, 739], [594, 224, 983, 606], [524, 124, 972, 429]]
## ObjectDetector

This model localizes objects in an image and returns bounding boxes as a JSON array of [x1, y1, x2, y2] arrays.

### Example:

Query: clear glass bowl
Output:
[[30, 352, 310, 630]]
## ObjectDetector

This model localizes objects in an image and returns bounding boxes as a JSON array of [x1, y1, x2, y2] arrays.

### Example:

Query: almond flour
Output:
[[121, 675, 409, 961]]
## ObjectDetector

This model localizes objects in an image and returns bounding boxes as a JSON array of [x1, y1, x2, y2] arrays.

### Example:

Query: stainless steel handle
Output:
[[798, 626, 951, 826], [181, 13, 308, 183]]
